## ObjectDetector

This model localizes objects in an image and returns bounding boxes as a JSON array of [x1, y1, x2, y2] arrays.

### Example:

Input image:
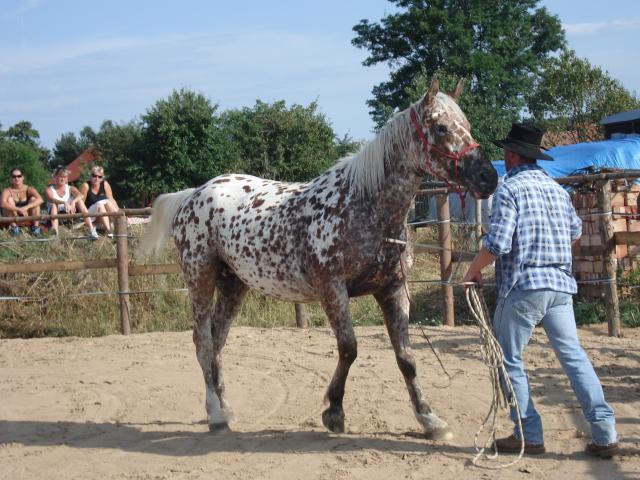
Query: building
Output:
[[601, 109, 640, 139]]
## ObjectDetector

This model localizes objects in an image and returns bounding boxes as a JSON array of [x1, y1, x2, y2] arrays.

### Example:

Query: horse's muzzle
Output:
[[460, 149, 498, 199]]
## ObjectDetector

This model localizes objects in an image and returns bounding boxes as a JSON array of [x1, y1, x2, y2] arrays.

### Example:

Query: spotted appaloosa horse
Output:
[[138, 78, 498, 439]]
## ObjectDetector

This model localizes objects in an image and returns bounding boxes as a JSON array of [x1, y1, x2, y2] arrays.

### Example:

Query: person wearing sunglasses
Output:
[[79, 166, 119, 236], [0, 168, 44, 237], [45, 166, 98, 239]]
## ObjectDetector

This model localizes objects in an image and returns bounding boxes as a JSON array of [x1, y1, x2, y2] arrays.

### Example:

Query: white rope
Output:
[[463, 283, 525, 469]]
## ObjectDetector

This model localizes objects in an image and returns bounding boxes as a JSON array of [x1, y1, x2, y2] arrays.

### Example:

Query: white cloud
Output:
[[564, 18, 640, 35]]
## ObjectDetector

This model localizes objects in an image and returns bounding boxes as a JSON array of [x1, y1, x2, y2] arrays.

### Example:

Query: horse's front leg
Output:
[[374, 284, 453, 440], [320, 281, 357, 433]]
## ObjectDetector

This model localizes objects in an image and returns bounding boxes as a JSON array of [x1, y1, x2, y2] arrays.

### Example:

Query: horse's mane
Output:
[[337, 99, 420, 197]]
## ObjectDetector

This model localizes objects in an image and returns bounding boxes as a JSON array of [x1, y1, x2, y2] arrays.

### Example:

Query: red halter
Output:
[[410, 107, 480, 209]]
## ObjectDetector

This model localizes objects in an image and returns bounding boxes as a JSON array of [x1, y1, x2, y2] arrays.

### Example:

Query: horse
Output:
[[138, 78, 498, 440]]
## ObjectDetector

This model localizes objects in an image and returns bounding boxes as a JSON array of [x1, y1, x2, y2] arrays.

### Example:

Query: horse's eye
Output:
[[436, 124, 448, 135]]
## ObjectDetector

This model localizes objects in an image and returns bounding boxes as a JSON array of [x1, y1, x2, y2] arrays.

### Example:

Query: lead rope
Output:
[[464, 284, 525, 469]]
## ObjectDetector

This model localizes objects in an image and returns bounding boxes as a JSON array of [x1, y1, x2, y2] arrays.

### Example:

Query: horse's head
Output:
[[410, 78, 498, 199]]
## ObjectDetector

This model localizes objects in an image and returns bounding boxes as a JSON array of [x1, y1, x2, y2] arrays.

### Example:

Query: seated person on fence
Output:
[[0, 168, 44, 237], [45, 166, 98, 239], [79, 166, 119, 235]]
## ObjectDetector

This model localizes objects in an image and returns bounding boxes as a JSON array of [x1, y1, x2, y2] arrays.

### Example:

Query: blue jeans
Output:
[[493, 289, 617, 446]]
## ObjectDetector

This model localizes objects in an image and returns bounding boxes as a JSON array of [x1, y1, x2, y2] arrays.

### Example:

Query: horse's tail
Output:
[[136, 188, 196, 261]]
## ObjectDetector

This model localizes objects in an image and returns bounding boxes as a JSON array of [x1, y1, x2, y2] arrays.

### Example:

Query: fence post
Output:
[[294, 303, 308, 328], [436, 194, 455, 326], [474, 197, 483, 251], [597, 180, 621, 337], [115, 213, 131, 335]]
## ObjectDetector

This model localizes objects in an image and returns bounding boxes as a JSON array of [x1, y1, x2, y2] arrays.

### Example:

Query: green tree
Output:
[[139, 88, 231, 198], [6, 121, 40, 147], [4, 121, 51, 168], [219, 100, 341, 182], [334, 133, 364, 161], [352, 0, 565, 157], [0, 141, 51, 195], [52, 132, 83, 168], [94, 120, 146, 207], [527, 48, 640, 144]]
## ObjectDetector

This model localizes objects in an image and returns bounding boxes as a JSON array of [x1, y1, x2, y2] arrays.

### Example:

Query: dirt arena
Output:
[[1, 324, 638, 479]]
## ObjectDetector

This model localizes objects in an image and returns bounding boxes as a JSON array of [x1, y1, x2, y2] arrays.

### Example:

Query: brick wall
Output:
[[572, 181, 640, 299]]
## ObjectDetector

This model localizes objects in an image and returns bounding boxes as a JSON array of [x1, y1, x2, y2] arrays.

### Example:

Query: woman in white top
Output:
[[45, 166, 98, 238]]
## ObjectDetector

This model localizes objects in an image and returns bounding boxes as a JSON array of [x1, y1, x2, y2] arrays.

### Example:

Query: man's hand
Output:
[[463, 269, 483, 285], [463, 247, 497, 286], [66, 201, 76, 214]]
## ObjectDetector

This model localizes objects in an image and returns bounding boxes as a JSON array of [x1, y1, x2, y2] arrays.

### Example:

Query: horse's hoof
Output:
[[424, 427, 454, 441], [322, 408, 345, 433], [208, 422, 231, 433]]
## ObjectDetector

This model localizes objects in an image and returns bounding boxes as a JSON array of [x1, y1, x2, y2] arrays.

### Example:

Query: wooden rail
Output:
[[4, 179, 640, 335]]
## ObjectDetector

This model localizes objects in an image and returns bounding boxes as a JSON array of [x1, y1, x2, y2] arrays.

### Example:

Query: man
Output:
[[463, 124, 618, 458], [0, 168, 44, 237]]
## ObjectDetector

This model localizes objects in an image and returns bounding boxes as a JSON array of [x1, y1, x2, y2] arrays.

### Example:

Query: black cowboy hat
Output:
[[492, 123, 553, 161]]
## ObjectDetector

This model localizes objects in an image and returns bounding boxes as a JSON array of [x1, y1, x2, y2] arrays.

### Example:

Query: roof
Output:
[[492, 136, 640, 178], [600, 109, 640, 125]]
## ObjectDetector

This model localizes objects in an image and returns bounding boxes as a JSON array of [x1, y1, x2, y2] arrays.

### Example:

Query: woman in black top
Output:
[[0, 168, 44, 236], [79, 166, 119, 235]]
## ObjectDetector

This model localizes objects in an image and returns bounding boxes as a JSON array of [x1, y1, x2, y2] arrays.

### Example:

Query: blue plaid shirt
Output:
[[485, 164, 582, 298]]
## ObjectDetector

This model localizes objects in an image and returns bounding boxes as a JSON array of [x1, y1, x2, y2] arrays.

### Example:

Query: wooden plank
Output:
[[614, 231, 640, 246], [129, 264, 181, 276], [0, 208, 152, 225], [0, 258, 117, 274], [556, 170, 640, 185]]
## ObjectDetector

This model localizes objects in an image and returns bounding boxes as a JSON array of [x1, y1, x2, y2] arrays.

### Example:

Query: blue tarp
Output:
[[492, 136, 640, 178]]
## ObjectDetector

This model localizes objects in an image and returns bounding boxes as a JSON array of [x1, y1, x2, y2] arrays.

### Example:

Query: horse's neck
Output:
[[371, 164, 423, 229]]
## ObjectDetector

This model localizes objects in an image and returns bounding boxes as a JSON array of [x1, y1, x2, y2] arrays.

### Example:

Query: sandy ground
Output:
[[0, 324, 638, 480]]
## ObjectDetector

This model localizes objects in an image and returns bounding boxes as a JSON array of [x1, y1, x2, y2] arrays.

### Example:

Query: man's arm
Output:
[[463, 247, 497, 285]]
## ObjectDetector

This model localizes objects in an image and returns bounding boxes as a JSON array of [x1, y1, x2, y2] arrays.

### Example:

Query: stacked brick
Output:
[[571, 182, 640, 298]]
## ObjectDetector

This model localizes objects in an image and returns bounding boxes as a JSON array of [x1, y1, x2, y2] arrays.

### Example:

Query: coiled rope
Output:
[[464, 284, 525, 468]]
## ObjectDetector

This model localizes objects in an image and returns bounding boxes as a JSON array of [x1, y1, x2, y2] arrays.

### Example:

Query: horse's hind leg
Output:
[[207, 266, 248, 431], [187, 262, 247, 432], [374, 285, 453, 440], [320, 281, 357, 433]]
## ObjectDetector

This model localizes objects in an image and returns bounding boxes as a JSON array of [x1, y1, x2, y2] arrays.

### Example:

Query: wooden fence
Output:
[[2, 170, 640, 337]]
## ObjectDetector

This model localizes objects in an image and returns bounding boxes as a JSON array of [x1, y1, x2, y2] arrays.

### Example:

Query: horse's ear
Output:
[[449, 79, 464, 102], [423, 76, 440, 107]]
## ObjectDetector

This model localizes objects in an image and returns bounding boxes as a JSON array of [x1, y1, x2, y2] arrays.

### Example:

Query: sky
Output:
[[1, 0, 639, 151]]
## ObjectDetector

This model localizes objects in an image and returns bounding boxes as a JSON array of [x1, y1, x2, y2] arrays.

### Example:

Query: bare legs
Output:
[[49, 201, 95, 234], [3, 196, 41, 228], [92, 200, 118, 233]]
